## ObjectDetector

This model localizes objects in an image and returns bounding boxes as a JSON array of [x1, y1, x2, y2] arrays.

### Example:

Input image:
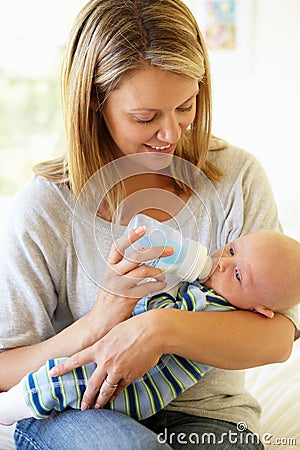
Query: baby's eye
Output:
[[235, 269, 241, 282], [229, 247, 235, 256]]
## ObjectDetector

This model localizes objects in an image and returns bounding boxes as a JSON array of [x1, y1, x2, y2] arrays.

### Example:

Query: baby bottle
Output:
[[126, 214, 212, 282]]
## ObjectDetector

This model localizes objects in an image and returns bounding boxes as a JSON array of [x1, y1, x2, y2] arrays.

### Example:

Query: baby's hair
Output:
[[256, 231, 300, 313]]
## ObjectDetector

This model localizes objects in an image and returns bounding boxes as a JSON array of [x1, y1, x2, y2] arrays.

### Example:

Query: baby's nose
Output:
[[216, 256, 231, 272]]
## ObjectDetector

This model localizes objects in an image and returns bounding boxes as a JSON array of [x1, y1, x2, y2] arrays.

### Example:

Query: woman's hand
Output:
[[86, 225, 174, 342], [49, 309, 162, 410]]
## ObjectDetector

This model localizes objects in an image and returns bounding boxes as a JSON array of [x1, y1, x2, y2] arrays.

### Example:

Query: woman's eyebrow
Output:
[[180, 90, 200, 103]]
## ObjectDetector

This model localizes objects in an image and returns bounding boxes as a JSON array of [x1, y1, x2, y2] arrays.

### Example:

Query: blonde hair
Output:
[[34, 0, 223, 212]]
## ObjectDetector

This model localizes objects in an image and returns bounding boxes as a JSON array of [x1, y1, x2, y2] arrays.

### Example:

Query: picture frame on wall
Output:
[[184, 0, 256, 77]]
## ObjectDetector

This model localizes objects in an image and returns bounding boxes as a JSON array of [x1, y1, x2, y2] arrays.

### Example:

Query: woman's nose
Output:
[[156, 115, 182, 143]]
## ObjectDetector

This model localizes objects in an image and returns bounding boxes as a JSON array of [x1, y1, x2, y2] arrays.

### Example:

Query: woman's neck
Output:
[[120, 174, 190, 223], [124, 173, 175, 194]]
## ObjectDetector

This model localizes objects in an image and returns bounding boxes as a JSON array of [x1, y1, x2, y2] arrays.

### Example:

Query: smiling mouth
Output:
[[144, 144, 173, 153]]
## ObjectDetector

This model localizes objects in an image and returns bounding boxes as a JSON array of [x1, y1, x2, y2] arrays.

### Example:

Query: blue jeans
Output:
[[14, 409, 172, 450], [14, 409, 264, 449]]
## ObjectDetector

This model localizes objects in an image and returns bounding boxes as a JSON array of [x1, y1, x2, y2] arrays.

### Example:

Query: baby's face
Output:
[[203, 232, 275, 317]]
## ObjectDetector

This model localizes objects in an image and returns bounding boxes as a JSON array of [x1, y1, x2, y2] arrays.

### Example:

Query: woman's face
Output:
[[102, 67, 198, 166]]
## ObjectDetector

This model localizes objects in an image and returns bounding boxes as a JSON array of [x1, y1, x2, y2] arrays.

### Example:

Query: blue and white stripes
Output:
[[24, 283, 235, 420]]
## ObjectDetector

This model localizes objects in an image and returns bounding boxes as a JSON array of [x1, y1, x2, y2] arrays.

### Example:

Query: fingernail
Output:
[[81, 402, 88, 411], [165, 246, 174, 255], [49, 368, 58, 376], [134, 225, 146, 235]]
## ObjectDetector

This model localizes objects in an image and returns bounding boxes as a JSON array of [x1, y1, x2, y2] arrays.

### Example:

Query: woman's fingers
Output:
[[109, 383, 125, 403], [94, 377, 122, 409], [130, 279, 167, 298], [101, 244, 173, 298], [109, 225, 174, 267], [108, 226, 146, 265], [125, 265, 165, 281], [49, 349, 93, 377], [116, 245, 174, 275], [80, 369, 107, 410], [101, 262, 166, 297]]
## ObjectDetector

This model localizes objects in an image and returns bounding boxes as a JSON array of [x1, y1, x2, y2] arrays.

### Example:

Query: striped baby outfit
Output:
[[24, 282, 235, 420]]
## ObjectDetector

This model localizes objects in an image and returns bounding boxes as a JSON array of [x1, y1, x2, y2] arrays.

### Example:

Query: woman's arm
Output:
[[0, 227, 173, 391], [50, 306, 295, 410], [158, 308, 295, 367]]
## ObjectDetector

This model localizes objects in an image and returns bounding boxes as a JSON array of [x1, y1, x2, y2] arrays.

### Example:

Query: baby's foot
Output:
[[0, 382, 33, 425]]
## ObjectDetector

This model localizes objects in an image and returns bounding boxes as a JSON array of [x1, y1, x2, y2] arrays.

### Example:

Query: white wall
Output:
[[185, 0, 300, 241]]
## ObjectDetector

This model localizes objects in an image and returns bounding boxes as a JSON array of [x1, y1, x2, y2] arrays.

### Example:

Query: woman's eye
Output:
[[135, 117, 155, 124], [229, 247, 234, 256], [235, 269, 241, 282], [177, 104, 193, 112]]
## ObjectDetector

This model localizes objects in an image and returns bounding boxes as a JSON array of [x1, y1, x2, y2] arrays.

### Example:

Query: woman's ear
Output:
[[254, 305, 274, 318]]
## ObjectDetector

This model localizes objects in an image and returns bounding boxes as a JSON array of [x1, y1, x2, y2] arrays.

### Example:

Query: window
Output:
[[0, 0, 85, 196]]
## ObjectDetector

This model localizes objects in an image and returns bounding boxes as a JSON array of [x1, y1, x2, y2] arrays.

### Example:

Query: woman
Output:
[[0, 0, 298, 449]]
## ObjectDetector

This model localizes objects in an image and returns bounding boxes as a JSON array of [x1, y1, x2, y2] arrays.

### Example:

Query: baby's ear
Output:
[[254, 305, 274, 318]]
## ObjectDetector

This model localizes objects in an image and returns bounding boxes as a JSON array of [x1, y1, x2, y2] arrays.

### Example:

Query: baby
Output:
[[1, 229, 300, 425]]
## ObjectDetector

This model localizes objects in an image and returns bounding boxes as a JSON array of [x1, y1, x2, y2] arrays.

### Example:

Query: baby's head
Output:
[[203, 230, 300, 317]]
